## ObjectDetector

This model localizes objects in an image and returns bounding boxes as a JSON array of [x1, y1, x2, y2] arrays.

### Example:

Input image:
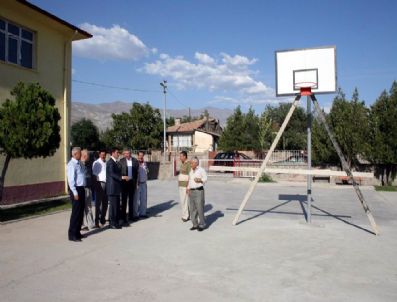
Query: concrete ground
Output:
[[1, 179, 397, 302]]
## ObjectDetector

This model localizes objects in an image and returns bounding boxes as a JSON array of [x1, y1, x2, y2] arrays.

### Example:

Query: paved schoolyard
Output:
[[1, 179, 397, 302]]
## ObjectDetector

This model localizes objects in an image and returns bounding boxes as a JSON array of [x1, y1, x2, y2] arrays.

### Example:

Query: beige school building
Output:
[[0, 0, 91, 205]]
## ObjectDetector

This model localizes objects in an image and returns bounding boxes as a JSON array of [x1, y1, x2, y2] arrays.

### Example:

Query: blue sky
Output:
[[33, 0, 397, 113]]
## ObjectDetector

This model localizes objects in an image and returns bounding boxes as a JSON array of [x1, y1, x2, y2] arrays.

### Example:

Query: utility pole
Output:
[[160, 80, 167, 163]]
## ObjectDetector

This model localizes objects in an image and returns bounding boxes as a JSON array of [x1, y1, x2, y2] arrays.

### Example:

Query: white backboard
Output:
[[275, 46, 337, 96]]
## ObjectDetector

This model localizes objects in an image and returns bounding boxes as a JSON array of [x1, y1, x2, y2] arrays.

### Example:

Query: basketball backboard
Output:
[[275, 46, 337, 96]]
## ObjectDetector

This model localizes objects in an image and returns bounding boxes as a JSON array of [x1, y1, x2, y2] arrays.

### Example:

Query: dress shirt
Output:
[[127, 158, 133, 179], [138, 161, 148, 183], [187, 166, 207, 189], [92, 158, 106, 182], [67, 158, 86, 196]]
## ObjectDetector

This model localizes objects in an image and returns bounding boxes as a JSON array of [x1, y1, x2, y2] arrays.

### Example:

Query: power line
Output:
[[72, 79, 160, 93], [72, 79, 191, 111]]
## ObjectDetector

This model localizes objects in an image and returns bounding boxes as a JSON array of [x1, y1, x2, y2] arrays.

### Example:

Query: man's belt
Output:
[[190, 186, 204, 191]]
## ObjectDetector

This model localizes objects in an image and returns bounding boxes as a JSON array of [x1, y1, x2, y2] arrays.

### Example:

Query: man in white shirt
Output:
[[92, 150, 108, 227], [187, 157, 207, 231]]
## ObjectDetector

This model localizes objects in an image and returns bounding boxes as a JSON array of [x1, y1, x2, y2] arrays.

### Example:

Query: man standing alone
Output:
[[178, 151, 190, 222], [106, 147, 122, 229], [67, 147, 86, 242], [187, 157, 207, 231]]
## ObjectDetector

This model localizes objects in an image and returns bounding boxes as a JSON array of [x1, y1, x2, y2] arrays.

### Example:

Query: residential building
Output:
[[167, 117, 223, 153]]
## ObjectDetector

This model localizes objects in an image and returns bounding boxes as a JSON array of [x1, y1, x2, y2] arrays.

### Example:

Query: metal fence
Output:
[[175, 150, 308, 179]]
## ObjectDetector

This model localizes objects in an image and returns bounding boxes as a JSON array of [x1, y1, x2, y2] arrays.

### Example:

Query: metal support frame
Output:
[[310, 94, 379, 235], [232, 92, 380, 235], [307, 95, 312, 223]]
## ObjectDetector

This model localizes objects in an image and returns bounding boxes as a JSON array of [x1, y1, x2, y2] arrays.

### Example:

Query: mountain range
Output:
[[71, 101, 234, 131]]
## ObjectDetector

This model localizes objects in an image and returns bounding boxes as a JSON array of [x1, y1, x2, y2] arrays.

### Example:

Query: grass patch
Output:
[[0, 198, 71, 222], [259, 173, 275, 183], [374, 185, 397, 192]]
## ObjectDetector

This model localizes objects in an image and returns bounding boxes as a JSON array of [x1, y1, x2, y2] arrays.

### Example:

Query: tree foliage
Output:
[[266, 103, 307, 150], [367, 82, 397, 185], [0, 82, 61, 201], [219, 106, 260, 151], [71, 118, 101, 150], [327, 88, 370, 169], [101, 102, 163, 149]]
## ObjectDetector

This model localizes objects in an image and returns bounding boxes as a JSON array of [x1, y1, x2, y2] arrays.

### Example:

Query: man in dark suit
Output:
[[119, 148, 139, 225], [106, 147, 122, 229]]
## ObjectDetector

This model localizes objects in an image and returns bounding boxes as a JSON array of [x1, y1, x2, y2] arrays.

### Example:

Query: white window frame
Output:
[[0, 18, 35, 69]]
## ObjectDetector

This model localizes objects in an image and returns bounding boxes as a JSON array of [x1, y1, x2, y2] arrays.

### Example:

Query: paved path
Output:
[[1, 179, 397, 302]]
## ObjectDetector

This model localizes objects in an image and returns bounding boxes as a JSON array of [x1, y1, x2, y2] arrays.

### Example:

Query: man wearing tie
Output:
[[119, 148, 139, 225], [106, 147, 122, 229], [67, 147, 86, 242]]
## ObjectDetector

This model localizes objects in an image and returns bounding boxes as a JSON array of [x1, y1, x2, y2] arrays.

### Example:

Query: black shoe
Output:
[[190, 226, 198, 231], [122, 221, 130, 227], [181, 218, 189, 222], [69, 237, 82, 242], [139, 215, 149, 219], [197, 226, 206, 232], [93, 223, 100, 229], [110, 225, 122, 229], [131, 217, 139, 222]]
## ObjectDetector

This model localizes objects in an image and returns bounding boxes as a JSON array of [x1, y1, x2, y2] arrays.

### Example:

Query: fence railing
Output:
[[172, 150, 308, 178]]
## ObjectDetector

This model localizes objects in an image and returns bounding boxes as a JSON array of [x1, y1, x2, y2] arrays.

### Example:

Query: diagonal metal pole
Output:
[[310, 94, 379, 235], [232, 95, 301, 225]]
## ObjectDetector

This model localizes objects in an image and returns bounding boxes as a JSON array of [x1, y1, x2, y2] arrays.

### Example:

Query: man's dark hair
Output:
[[180, 151, 188, 158], [99, 149, 107, 154], [110, 147, 119, 154], [138, 150, 145, 156]]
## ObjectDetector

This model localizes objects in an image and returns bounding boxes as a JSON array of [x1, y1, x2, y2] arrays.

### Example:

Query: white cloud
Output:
[[142, 52, 275, 104], [74, 23, 150, 61]]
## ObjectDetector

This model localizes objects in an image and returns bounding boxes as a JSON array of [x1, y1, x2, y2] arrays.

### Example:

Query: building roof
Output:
[[16, 0, 92, 40], [167, 119, 207, 133], [167, 118, 222, 137]]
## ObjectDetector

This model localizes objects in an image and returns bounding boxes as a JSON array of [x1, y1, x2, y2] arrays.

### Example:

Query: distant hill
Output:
[[71, 101, 233, 131]]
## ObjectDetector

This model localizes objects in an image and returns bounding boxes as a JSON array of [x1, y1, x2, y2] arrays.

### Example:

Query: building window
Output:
[[172, 134, 192, 148], [0, 19, 34, 69]]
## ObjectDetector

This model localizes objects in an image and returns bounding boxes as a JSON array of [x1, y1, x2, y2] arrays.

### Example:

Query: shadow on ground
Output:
[[148, 200, 177, 217], [227, 194, 375, 235]]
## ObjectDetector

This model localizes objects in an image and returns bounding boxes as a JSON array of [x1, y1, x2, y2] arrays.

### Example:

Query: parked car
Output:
[[274, 154, 307, 165], [213, 152, 251, 166]]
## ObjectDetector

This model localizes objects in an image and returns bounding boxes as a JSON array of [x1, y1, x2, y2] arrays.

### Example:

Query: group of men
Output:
[[67, 147, 149, 242]]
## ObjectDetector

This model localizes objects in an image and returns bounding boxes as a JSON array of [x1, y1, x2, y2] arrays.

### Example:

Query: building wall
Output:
[[194, 131, 214, 153], [0, 0, 74, 204]]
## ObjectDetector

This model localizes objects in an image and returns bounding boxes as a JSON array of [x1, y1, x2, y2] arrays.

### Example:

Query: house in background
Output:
[[0, 0, 91, 204], [167, 117, 223, 153]]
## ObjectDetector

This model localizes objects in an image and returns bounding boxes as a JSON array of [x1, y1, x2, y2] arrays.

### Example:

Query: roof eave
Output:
[[17, 0, 92, 40]]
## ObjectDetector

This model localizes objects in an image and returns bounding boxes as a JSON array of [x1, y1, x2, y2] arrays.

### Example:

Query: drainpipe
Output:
[[63, 30, 78, 192]]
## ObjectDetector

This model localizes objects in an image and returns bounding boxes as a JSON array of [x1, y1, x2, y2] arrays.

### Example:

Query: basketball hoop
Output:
[[294, 82, 317, 96]]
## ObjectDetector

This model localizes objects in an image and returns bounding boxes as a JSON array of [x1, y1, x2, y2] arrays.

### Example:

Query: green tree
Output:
[[267, 103, 307, 150], [328, 88, 370, 169], [102, 102, 163, 149], [71, 118, 101, 150], [312, 115, 338, 165], [0, 82, 61, 201], [219, 106, 246, 151], [219, 106, 260, 151], [367, 82, 397, 185], [241, 107, 260, 150], [166, 116, 175, 127], [258, 110, 273, 151]]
